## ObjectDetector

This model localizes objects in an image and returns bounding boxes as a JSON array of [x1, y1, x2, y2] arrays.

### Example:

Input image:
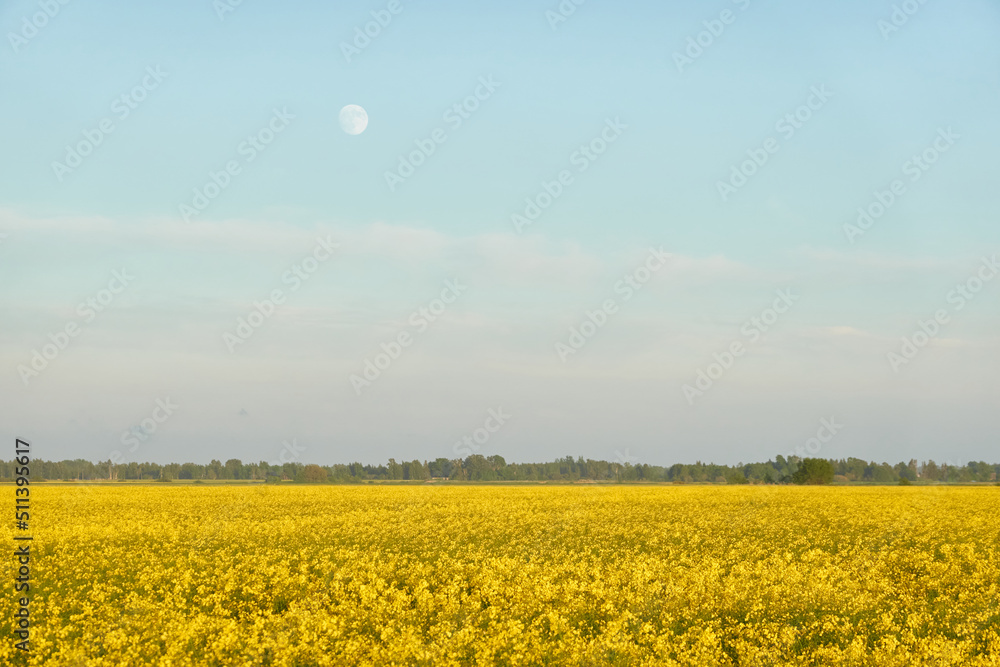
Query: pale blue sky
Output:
[[1, 0, 999, 466]]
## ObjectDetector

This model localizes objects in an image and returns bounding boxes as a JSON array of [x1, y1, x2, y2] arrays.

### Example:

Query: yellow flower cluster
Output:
[[2, 485, 999, 665]]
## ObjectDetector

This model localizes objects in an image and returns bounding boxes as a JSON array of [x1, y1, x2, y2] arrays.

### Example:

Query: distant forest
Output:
[[1, 456, 998, 485]]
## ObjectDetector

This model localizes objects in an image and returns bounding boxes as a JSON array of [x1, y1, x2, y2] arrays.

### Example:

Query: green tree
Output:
[[726, 471, 749, 485], [842, 457, 867, 481], [428, 458, 452, 478], [410, 460, 430, 480], [866, 462, 896, 483], [791, 458, 835, 485], [225, 458, 243, 480], [302, 464, 328, 483], [895, 461, 917, 482], [465, 455, 495, 481]]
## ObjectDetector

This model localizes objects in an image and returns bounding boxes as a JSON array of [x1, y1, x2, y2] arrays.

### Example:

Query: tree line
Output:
[[0, 455, 996, 485]]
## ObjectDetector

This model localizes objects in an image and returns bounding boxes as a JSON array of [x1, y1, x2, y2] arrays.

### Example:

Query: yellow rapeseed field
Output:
[[2, 485, 999, 666]]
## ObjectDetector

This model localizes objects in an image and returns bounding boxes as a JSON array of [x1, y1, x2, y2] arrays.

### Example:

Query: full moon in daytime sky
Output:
[[339, 104, 368, 135]]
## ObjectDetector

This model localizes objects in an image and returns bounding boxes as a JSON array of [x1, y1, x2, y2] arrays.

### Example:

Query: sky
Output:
[[1, 0, 998, 468]]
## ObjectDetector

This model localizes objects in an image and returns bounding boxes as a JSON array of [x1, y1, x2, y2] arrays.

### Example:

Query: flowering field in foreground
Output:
[[2, 485, 999, 666]]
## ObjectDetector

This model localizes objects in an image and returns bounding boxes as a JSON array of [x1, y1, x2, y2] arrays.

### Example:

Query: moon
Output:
[[339, 105, 369, 135]]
